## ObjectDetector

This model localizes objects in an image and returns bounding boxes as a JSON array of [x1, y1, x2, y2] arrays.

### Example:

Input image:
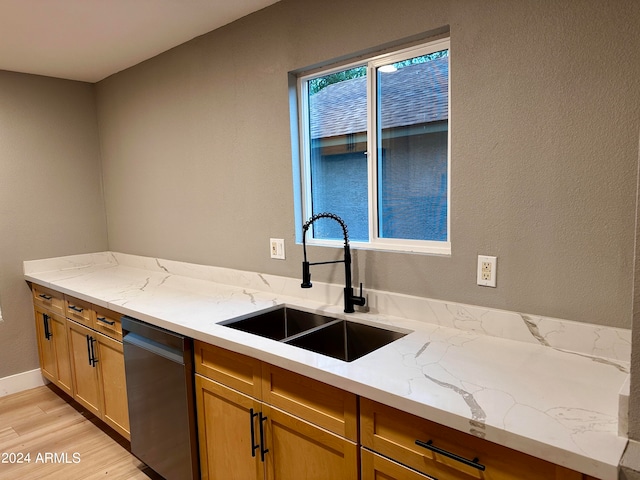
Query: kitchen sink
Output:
[[222, 306, 408, 362], [220, 306, 337, 341], [285, 320, 406, 362]]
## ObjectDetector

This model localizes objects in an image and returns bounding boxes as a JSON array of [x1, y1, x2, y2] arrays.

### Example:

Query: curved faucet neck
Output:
[[302, 212, 349, 246], [301, 212, 365, 313]]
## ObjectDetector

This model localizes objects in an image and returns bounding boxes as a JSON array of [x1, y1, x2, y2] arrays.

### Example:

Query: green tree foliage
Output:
[[308, 66, 366, 95], [308, 49, 449, 95]]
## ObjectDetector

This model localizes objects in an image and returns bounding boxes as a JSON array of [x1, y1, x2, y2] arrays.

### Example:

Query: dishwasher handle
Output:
[[124, 332, 185, 364]]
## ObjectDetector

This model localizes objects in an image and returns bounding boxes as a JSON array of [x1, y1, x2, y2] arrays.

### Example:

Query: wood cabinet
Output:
[[360, 398, 586, 480], [194, 341, 358, 480], [97, 332, 129, 437], [362, 448, 432, 480], [67, 319, 130, 439], [32, 284, 65, 316], [68, 320, 102, 416], [264, 403, 358, 480], [195, 374, 264, 480], [65, 295, 92, 328], [92, 304, 123, 341], [33, 304, 72, 396], [30, 284, 129, 440]]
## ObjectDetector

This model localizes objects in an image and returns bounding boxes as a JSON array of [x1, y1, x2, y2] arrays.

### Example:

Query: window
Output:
[[295, 37, 450, 254]]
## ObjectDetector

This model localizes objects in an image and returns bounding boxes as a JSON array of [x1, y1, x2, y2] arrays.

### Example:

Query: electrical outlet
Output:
[[477, 255, 497, 287], [270, 238, 285, 260]]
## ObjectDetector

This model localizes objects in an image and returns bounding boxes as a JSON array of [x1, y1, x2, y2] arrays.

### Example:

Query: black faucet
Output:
[[301, 212, 366, 313]]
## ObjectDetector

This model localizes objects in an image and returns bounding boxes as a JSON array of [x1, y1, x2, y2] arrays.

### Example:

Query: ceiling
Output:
[[0, 0, 281, 83]]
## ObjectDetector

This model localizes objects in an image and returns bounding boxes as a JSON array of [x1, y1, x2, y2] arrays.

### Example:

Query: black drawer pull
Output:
[[86, 335, 92, 365], [43, 313, 52, 340], [249, 408, 259, 457], [39, 294, 53, 301], [86, 335, 98, 367], [89, 336, 98, 367], [259, 413, 269, 462], [96, 316, 116, 326], [415, 439, 486, 471], [69, 305, 84, 313]]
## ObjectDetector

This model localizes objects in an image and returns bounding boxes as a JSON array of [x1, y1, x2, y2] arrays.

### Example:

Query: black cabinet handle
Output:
[[69, 305, 84, 313], [415, 439, 485, 471], [86, 335, 92, 365], [39, 294, 53, 301], [259, 413, 269, 462], [43, 313, 52, 340], [85, 335, 98, 367], [250, 408, 259, 457], [89, 337, 98, 367], [96, 316, 115, 326]]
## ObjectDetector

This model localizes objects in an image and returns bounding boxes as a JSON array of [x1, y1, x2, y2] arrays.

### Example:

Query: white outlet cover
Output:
[[477, 255, 497, 287], [270, 238, 285, 260]]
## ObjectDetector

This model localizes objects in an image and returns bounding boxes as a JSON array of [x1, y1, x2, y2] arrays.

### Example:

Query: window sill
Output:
[[300, 238, 451, 256]]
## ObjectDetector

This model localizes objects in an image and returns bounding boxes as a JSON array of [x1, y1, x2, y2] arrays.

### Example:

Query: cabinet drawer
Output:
[[92, 305, 122, 341], [64, 296, 92, 327], [362, 448, 432, 480], [32, 284, 65, 315], [262, 364, 357, 442], [193, 341, 262, 399], [360, 398, 583, 480]]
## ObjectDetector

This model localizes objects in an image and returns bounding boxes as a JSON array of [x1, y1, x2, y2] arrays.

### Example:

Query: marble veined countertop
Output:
[[24, 252, 630, 480]]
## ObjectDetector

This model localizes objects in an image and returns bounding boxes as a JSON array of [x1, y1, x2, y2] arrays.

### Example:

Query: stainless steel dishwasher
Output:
[[122, 316, 199, 480]]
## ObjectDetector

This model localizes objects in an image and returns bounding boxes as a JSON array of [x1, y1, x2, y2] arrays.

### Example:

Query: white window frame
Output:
[[297, 37, 451, 255]]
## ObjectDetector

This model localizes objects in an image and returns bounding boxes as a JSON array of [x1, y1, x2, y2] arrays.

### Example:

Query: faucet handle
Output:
[[353, 283, 366, 307]]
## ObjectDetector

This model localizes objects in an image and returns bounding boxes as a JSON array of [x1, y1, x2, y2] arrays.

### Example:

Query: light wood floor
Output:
[[0, 384, 164, 480]]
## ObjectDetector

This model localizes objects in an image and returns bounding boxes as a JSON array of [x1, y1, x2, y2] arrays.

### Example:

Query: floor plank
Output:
[[0, 384, 162, 480]]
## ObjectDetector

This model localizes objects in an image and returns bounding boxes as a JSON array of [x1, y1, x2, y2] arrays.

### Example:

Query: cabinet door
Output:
[[96, 332, 129, 439], [263, 404, 358, 480], [362, 448, 433, 480], [68, 320, 101, 416], [34, 306, 57, 382], [361, 398, 584, 480], [50, 313, 72, 396], [33, 305, 72, 395], [196, 374, 264, 480]]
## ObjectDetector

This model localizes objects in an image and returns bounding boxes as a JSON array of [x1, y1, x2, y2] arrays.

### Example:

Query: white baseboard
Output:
[[621, 440, 640, 479], [0, 369, 47, 398]]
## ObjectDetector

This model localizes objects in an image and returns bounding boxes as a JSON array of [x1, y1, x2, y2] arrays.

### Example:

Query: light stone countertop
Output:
[[24, 252, 630, 480]]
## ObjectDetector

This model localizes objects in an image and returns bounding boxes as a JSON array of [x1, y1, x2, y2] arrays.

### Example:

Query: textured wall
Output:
[[0, 71, 107, 378], [95, 0, 640, 328], [628, 135, 640, 445]]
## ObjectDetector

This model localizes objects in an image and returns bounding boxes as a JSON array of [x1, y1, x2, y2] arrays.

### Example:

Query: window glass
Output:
[[377, 52, 449, 241], [298, 38, 450, 254], [308, 67, 369, 241]]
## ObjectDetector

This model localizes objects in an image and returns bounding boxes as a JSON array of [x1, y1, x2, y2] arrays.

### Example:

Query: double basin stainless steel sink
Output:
[[221, 306, 407, 362]]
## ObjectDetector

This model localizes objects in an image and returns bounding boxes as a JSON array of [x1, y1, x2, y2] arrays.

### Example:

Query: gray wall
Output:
[[2, 0, 640, 456], [0, 71, 108, 378], [628, 139, 640, 444], [96, 0, 640, 329]]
